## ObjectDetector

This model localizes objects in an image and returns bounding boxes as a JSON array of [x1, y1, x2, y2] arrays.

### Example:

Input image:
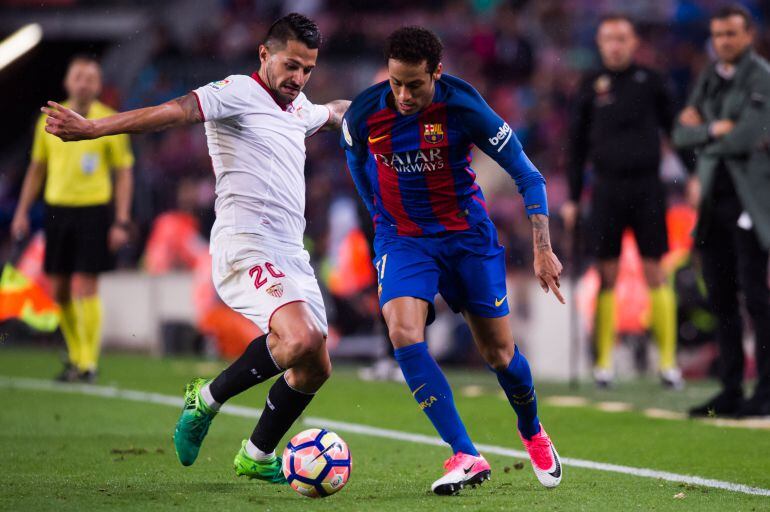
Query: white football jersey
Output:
[[193, 73, 330, 250]]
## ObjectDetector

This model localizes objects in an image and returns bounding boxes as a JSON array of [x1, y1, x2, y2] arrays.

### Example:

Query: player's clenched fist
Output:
[[41, 101, 95, 141]]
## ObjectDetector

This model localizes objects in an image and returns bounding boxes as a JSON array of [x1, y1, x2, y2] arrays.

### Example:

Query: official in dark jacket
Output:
[[564, 14, 681, 390]]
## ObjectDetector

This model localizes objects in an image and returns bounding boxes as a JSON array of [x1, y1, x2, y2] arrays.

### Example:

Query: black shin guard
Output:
[[208, 334, 282, 403], [250, 375, 315, 453]]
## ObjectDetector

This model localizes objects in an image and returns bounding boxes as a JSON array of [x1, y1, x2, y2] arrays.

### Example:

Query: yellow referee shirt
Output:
[[31, 100, 134, 207]]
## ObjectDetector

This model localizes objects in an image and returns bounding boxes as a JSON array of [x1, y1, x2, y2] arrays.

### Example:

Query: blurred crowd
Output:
[[2, 0, 769, 341]]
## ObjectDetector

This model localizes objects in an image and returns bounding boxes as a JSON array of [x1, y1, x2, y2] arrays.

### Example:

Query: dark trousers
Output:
[[699, 202, 770, 400]]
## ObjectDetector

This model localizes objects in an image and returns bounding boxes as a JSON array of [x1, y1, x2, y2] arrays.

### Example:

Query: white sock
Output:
[[200, 383, 221, 412], [245, 439, 275, 461]]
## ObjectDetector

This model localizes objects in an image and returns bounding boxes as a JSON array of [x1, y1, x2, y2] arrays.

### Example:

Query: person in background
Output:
[[563, 14, 682, 389], [673, 5, 770, 418], [11, 55, 134, 383]]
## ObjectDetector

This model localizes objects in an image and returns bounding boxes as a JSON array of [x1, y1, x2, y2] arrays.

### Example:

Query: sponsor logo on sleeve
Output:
[[342, 118, 353, 146], [488, 122, 512, 152], [208, 79, 232, 91]]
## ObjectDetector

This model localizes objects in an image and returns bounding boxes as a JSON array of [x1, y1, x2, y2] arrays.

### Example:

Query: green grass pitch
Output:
[[1, 347, 769, 511]]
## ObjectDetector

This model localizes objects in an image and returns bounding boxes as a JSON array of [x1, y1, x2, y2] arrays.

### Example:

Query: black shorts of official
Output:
[[590, 176, 669, 260], [44, 204, 113, 274]]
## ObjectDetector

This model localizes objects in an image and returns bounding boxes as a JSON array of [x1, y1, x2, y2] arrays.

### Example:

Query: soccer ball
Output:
[[282, 428, 352, 498]]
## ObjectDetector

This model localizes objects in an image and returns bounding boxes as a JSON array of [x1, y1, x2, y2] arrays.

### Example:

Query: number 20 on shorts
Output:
[[248, 262, 285, 289]]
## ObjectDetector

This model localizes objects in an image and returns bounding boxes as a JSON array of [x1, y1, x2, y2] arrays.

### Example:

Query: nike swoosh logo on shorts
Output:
[[495, 297, 507, 307]]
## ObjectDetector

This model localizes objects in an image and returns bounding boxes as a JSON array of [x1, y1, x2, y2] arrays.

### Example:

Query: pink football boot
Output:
[[431, 452, 491, 495], [520, 423, 562, 488]]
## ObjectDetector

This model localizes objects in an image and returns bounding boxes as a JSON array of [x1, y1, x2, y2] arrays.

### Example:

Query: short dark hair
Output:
[[711, 4, 754, 30], [598, 13, 637, 32], [385, 26, 443, 74], [264, 12, 321, 50], [68, 53, 100, 69]]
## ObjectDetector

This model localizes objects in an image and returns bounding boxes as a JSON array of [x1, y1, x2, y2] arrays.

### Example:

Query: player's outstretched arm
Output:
[[320, 100, 351, 131], [531, 214, 565, 304], [42, 93, 203, 142]]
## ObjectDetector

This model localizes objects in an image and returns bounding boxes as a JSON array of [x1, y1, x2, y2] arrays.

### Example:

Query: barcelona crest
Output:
[[423, 123, 444, 144]]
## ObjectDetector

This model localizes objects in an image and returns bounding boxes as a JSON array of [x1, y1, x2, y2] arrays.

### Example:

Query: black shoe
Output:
[[78, 369, 98, 384], [55, 363, 80, 383], [735, 396, 770, 418], [688, 391, 743, 418]]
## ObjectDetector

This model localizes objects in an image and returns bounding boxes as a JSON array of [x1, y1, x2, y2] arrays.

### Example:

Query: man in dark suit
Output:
[[673, 5, 770, 418]]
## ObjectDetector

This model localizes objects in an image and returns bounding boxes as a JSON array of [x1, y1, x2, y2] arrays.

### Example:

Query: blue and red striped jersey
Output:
[[341, 74, 548, 237]]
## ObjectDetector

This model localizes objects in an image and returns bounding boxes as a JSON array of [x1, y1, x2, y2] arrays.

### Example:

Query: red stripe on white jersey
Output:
[[191, 90, 206, 122]]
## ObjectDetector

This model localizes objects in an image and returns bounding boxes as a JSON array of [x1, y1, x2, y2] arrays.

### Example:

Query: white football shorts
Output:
[[211, 232, 328, 336]]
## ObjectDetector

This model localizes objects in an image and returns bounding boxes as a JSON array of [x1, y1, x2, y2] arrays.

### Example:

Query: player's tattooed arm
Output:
[[42, 93, 202, 141], [320, 100, 351, 131], [171, 93, 204, 124], [532, 214, 552, 251], [530, 214, 565, 304]]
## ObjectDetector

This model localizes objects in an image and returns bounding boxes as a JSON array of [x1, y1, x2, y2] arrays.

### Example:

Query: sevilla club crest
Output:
[[266, 283, 284, 298]]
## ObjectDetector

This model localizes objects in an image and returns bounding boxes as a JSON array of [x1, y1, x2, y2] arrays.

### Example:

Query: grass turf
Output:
[[1, 347, 769, 511]]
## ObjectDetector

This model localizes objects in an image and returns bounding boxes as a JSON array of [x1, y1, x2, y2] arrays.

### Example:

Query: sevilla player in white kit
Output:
[[43, 14, 350, 483]]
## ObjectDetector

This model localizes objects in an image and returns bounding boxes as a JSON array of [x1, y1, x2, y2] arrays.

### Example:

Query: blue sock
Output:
[[394, 342, 478, 456], [493, 345, 541, 439]]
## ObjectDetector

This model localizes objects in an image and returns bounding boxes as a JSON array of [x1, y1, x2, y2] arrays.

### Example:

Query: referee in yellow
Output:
[[11, 55, 134, 383]]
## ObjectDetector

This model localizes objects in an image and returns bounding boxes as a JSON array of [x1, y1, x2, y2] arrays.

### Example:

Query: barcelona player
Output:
[[342, 27, 564, 494]]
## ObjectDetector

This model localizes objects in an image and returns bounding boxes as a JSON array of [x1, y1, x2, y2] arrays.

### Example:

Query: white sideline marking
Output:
[[595, 401, 634, 413], [643, 408, 688, 421], [2, 376, 770, 498], [543, 397, 770, 429], [544, 396, 590, 407]]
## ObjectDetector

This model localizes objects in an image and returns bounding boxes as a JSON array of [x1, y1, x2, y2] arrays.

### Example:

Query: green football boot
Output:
[[233, 439, 286, 483], [173, 378, 217, 466]]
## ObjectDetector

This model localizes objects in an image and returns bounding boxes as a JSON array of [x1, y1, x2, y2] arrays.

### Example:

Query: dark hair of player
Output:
[[597, 13, 637, 32], [67, 53, 100, 69], [264, 12, 321, 50], [711, 4, 754, 30], [385, 26, 443, 74]]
